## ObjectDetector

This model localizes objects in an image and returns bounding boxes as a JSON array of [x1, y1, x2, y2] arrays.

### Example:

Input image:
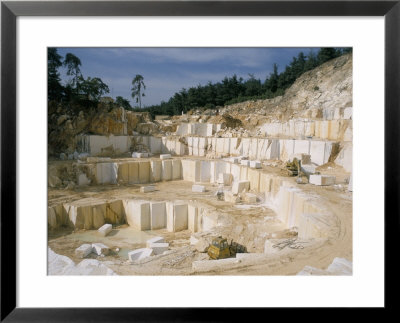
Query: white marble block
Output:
[[162, 160, 172, 181], [74, 244, 93, 258], [148, 242, 169, 255], [167, 202, 188, 232], [249, 161, 261, 169], [218, 173, 233, 186], [140, 185, 156, 193], [92, 243, 110, 256], [98, 224, 112, 237], [192, 184, 206, 192], [146, 236, 165, 248], [160, 154, 172, 160], [124, 200, 151, 230], [232, 180, 250, 195], [309, 175, 336, 186], [128, 248, 154, 262], [150, 202, 166, 230]]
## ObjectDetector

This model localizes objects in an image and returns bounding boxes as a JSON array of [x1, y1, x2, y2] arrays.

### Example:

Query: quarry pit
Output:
[[48, 54, 353, 276]]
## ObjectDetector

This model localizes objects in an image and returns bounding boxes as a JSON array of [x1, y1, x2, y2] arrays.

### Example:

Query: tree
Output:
[[48, 48, 63, 101], [115, 96, 132, 109], [131, 74, 146, 108], [63, 53, 82, 88], [245, 74, 262, 96], [78, 76, 109, 102], [317, 48, 339, 64], [265, 63, 279, 93]]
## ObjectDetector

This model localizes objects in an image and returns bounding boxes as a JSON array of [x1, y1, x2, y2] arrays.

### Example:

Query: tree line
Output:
[[146, 47, 351, 116], [48, 47, 351, 116]]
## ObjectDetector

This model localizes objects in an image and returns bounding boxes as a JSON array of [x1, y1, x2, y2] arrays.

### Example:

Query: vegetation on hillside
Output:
[[48, 47, 351, 117]]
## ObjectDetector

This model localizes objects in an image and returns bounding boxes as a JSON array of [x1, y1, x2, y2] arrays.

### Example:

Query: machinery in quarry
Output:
[[207, 237, 247, 260], [285, 157, 302, 176]]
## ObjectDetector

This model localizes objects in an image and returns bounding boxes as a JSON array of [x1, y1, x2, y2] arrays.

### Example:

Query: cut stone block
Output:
[[172, 159, 182, 180], [146, 236, 165, 248], [167, 202, 188, 232], [105, 200, 125, 224], [294, 140, 310, 155], [96, 162, 118, 184], [224, 191, 241, 203], [243, 193, 257, 204], [149, 136, 162, 153], [240, 160, 250, 166], [150, 202, 166, 230], [192, 184, 206, 193], [117, 162, 129, 183], [140, 185, 156, 193], [74, 244, 93, 258], [249, 161, 261, 169], [138, 161, 151, 184], [92, 243, 110, 256], [160, 154, 172, 160], [132, 152, 148, 158], [128, 162, 139, 184], [63, 199, 107, 230], [188, 205, 198, 232], [230, 157, 239, 164], [98, 223, 112, 237], [301, 164, 316, 175], [230, 164, 241, 182], [128, 248, 154, 262], [148, 242, 169, 255], [200, 160, 211, 182], [218, 173, 233, 186], [162, 160, 172, 181], [309, 175, 336, 186], [232, 180, 250, 195], [124, 200, 151, 230], [150, 160, 162, 182], [309, 141, 327, 166]]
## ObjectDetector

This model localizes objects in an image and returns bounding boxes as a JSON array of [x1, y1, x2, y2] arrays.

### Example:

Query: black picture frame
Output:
[[1, 1, 398, 321]]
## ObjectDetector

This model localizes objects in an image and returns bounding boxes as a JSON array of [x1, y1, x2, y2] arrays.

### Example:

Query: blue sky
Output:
[[57, 47, 318, 107]]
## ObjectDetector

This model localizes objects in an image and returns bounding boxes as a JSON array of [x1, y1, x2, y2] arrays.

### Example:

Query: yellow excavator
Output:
[[285, 157, 302, 176], [207, 236, 247, 260]]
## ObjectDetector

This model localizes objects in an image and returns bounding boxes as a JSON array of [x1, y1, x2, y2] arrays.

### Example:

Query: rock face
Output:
[[48, 102, 152, 156], [297, 257, 352, 276], [48, 248, 117, 275]]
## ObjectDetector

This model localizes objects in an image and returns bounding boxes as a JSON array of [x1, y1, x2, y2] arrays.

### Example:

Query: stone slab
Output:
[[309, 175, 336, 186], [146, 236, 165, 248], [188, 205, 198, 232], [124, 200, 151, 230], [148, 242, 169, 255], [74, 244, 93, 258], [98, 223, 112, 237], [150, 160, 162, 182], [160, 154, 172, 160], [150, 202, 166, 230], [162, 160, 172, 181], [140, 185, 156, 193], [128, 248, 154, 262], [192, 184, 206, 192], [92, 243, 110, 256]]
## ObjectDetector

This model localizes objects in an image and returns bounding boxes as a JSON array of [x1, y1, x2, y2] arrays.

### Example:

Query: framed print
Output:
[[1, 0, 399, 321]]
